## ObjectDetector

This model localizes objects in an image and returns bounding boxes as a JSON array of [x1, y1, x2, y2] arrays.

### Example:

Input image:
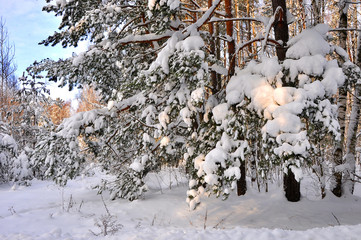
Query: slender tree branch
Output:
[[346, 1, 361, 4], [329, 28, 361, 32], [188, 0, 201, 9], [209, 17, 262, 23]]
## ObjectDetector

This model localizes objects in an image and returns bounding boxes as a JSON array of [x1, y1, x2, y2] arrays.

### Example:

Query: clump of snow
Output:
[[287, 24, 331, 59], [148, 0, 180, 10], [180, 107, 192, 127], [212, 103, 229, 124], [72, 52, 85, 66], [168, 0, 180, 10], [160, 136, 170, 147], [202, 148, 227, 185], [1, 134, 17, 151], [176, 36, 205, 52], [191, 88, 204, 103], [159, 110, 170, 129], [130, 159, 144, 172], [107, 100, 115, 110], [264, 112, 302, 137], [148, 34, 205, 74], [284, 55, 327, 81]]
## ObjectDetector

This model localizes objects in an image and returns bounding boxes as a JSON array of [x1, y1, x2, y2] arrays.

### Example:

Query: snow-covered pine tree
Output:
[[27, 0, 226, 200], [188, 23, 345, 206], [0, 121, 17, 183], [0, 75, 55, 185]]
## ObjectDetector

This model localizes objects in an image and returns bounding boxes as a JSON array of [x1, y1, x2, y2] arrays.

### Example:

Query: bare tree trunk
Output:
[[344, 86, 359, 195], [225, 0, 235, 77], [272, 0, 289, 61], [311, 0, 320, 25], [237, 158, 247, 196], [272, 0, 300, 202], [208, 0, 218, 92], [333, 1, 348, 197], [284, 167, 301, 201], [343, 33, 361, 195]]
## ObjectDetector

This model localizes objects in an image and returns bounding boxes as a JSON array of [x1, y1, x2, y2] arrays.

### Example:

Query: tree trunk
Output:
[[237, 158, 247, 196], [344, 85, 359, 195], [311, 0, 320, 26], [271, 0, 289, 61], [224, 0, 235, 77], [208, 0, 217, 92], [332, 1, 348, 197], [284, 168, 301, 202], [343, 33, 361, 195], [272, 0, 300, 202]]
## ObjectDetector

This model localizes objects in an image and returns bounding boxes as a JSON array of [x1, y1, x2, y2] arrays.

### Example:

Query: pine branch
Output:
[[129, 114, 157, 129], [117, 17, 143, 37]]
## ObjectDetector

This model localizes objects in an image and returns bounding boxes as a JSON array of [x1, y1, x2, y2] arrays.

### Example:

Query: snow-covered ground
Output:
[[1, 168, 361, 239]]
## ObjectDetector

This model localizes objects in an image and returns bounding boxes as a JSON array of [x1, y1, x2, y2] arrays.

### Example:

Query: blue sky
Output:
[[0, 0, 87, 101]]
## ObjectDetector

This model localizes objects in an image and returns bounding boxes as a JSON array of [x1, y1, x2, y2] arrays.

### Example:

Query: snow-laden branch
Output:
[[184, 0, 222, 33], [261, 6, 283, 53], [184, 0, 200, 9], [180, 6, 225, 17], [118, 30, 174, 45], [209, 17, 262, 23], [117, 17, 142, 37], [329, 28, 361, 32], [117, 0, 222, 45], [226, 36, 280, 77]]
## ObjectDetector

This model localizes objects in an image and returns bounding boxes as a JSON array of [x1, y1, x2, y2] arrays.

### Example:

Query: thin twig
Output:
[[203, 209, 208, 230], [101, 195, 111, 216], [331, 212, 341, 226]]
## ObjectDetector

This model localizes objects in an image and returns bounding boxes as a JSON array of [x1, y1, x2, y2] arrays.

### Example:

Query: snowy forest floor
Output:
[[1, 167, 361, 240]]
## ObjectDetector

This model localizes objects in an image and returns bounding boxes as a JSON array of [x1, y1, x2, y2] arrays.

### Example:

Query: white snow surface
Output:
[[1, 169, 361, 239]]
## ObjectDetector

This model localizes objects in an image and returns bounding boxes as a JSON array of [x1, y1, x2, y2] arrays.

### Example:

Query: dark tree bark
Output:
[[272, 0, 289, 61], [237, 158, 247, 196], [208, 0, 218, 92], [272, 0, 300, 202], [284, 168, 301, 202]]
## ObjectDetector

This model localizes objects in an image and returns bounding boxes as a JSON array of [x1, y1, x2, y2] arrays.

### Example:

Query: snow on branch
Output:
[[118, 30, 174, 45], [229, 36, 280, 75], [184, 0, 222, 33], [329, 28, 361, 32], [209, 17, 262, 23], [261, 6, 283, 53]]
